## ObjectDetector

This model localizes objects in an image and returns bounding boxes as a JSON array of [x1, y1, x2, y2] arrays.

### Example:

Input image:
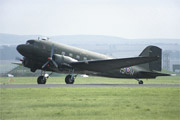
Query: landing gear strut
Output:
[[65, 69, 77, 84], [136, 78, 144, 84]]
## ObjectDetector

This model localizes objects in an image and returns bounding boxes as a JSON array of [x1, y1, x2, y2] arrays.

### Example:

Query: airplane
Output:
[[16, 38, 171, 84]]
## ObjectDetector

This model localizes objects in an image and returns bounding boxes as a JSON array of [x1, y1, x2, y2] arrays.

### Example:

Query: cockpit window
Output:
[[26, 41, 30, 45], [26, 40, 38, 47], [26, 40, 35, 45]]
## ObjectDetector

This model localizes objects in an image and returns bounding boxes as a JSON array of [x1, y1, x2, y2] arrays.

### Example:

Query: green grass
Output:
[[1, 87, 180, 120], [0, 76, 180, 84], [1, 77, 180, 120]]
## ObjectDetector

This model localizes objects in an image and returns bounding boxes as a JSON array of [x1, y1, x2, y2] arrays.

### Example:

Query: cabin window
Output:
[[69, 53, 73, 57], [83, 57, 87, 60], [62, 51, 65, 55], [76, 55, 80, 59]]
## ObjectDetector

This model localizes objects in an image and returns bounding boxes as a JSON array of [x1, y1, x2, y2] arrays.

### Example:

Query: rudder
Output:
[[139, 46, 162, 71]]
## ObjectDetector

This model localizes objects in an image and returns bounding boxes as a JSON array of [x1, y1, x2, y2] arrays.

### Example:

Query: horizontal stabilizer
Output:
[[71, 56, 159, 72], [139, 71, 171, 78]]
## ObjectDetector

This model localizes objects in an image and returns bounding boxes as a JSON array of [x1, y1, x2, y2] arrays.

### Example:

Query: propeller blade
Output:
[[22, 65, 24, 75], [42, 61, 50, 69], [15, 57, 20, 60], [41, 44, 58, 68], [50, 44, 54, 58], [52, 60, 58, 68]]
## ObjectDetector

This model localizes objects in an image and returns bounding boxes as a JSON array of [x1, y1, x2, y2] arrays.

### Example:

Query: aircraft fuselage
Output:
[[16, 39, 165, 81]]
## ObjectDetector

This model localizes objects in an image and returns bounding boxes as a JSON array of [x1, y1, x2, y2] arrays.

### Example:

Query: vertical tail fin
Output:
[[139, 46, 162, 71]]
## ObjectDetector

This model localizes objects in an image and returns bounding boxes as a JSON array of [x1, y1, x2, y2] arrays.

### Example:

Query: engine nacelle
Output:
[[22, 57, 39, 72], [23, 57, 36, 68], [53, 54, 77, 67]]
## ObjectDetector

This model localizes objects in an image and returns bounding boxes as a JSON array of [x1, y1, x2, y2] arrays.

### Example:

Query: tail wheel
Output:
[[138, 80, 143, 84], [136, 78, 144, 84], [65, 75, 74, 84], [37, 76, 46, 84]]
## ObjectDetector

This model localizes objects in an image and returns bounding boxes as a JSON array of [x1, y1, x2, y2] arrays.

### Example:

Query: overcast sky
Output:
[[0, 0, 179, 39]]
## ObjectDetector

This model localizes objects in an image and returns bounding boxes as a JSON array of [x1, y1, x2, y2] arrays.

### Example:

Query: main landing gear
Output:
[[37, 69, 77, 84], [65, 69, 77, 84], [136, 78, 144, 84], [37, 76, 47, 84], [65, 75, 75, 84], [37, 71, 52, 84]]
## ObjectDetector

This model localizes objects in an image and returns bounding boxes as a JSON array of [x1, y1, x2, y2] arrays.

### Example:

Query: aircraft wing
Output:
[[12, 62, 23, 66], [70, 56, 159, 72]]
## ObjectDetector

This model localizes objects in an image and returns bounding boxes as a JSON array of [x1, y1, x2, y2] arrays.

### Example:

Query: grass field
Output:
[[0, 75, 180, 84], [0, 76, 180, 120]]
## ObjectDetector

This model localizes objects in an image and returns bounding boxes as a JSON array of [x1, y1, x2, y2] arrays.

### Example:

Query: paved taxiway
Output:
[[0, 84, 179, 88]]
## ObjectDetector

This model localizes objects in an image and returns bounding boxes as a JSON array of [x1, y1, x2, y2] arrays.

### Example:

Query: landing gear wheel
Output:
[[138, 80, 143, 84], [65, 75, 74, 84], [37, 76, 46, 84]]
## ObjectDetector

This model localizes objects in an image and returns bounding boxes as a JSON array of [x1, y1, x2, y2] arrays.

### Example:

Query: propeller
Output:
[[15, 57, 23, 62], [42, 44, 58, 69], [15, 56, 24, 75]]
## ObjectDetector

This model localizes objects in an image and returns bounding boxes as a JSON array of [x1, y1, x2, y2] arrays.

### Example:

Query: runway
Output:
[[1, 84, 180, 88]]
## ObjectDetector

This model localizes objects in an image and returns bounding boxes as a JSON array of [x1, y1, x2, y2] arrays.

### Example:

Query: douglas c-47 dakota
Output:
[[16, 38, 171, 84]]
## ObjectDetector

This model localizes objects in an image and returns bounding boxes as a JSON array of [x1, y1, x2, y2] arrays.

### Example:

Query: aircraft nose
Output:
[[16, 45, 23, 53], [16, 44, 28, 56]]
